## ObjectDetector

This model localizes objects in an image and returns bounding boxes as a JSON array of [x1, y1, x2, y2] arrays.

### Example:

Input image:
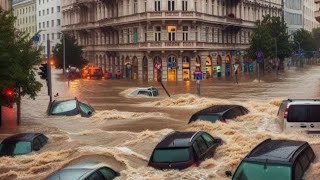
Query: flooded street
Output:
[[1, 65, 320, 180]]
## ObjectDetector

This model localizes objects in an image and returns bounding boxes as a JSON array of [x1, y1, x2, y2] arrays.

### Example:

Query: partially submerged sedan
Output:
[[48, 161, 120, 180], [188, 105, 249, 124], [128, 87, 159, 97], [48, 98, 94, 117], [0, 133, 48, 157]]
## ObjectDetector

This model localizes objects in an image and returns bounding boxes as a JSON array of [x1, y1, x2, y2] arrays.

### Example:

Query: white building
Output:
[[304, 0, 319, 32], [37, 0, 62, 55], [284, 0, 303, 35]]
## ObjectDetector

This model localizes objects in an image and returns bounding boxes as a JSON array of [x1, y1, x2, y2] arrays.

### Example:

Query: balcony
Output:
[[83, 41, 250, 52], [316, 10, 320, 22], [316, 0, 320, 3]]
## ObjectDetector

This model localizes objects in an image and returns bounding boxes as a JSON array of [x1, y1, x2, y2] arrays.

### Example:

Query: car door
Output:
[[79, 102, 94, 117], [201, 133, 221, 156], [36, 135, 48, 148], [98, 167, 119, 180], [194, 136, 209, 162], [32, 138, 41, 151]]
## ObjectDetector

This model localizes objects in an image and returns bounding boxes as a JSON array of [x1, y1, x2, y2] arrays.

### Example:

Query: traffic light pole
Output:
[[47, 40, 52, 103]]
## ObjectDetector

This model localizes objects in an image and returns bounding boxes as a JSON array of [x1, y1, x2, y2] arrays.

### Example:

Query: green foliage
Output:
[[293, 29, 317, 52], [247, 15, 292, 61], [312, 28, 320, 50], [0, 8, 42, 106], [53, 34, 88, 69]]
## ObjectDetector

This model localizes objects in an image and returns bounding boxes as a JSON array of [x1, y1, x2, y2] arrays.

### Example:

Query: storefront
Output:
[[182, 56, 191, 81], [132, 56, 138, 80], [217, 55, 222, 77], [153, 56, 162, 82], [225, 55, 231, 77], [206, 56, 213, 79], [124, 56, 131, 79], [142, 56, 148, 82], [167, 55, 177, 82]]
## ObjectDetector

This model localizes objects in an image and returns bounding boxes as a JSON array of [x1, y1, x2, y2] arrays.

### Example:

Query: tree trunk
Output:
[[17, 86, 21, 125]]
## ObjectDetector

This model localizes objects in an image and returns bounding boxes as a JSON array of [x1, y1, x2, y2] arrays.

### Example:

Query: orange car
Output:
[[82, 66, 103, 79]]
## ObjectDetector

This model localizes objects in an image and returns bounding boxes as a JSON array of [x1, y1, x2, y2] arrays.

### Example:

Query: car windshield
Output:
[[195, 114, 221, 123], [51, 100, 77, 114], [152, 148, 190, 163], [0, 141, 32, 156], [288, 105, 320, 122], [233, 162, 291, 180]]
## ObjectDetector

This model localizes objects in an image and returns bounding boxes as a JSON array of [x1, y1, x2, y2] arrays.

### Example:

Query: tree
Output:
[[53, 34, 88, 69], [294, 29, 317, 52], [0, 8, 43, 124], [312, 28, 320, 50]]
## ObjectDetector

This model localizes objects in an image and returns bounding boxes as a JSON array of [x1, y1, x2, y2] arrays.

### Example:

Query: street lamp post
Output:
[[62, 33, 66, 75]]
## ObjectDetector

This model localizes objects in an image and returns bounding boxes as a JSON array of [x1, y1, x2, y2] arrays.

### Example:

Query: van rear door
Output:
[[287, 105, 320, 131], [308, 105, 320, 131]]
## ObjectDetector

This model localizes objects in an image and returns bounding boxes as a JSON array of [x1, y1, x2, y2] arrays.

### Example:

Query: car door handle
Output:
[[310, 124, 315, 128], [300, 125, 307, 128]]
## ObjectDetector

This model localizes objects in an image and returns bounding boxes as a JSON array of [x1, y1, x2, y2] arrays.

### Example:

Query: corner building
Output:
[[62, 0, 282, 82]]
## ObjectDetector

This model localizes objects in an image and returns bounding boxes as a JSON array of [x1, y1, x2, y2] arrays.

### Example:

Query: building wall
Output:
[[13, 0, 37, 36], [36, 0, 62, 55], [304, 0, 320, 31], [284, 0, 303, 35], [0, 0, 12, 10], [62, 0, 282, 82]]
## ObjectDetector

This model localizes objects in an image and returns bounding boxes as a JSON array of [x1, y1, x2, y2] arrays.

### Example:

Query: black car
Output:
[[0, 133, 48, 156], [227, 138, 315, 180], [148, 131, 222, 170], [188, 105, 249, 124], [48, 98, 94, 117]]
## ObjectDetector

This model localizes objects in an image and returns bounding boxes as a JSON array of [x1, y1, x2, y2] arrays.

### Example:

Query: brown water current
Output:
[[1, 66, 320, 179]]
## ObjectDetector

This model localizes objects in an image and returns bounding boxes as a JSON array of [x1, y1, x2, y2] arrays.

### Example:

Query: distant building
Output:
[[284, 0, 303, 35], [62, 0, 282, 82], [0, 0, 12, 10], [12, 0, 37, 36], [37, 0, 62, 55], [304, 0, 319, 32], [316, 0, 320, 23]]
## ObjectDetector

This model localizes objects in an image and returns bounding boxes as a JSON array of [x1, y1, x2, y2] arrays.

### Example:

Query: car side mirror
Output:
[[87, 111, 92, 116], [214, 138, 222, 144], [225, 171, 233, 177]]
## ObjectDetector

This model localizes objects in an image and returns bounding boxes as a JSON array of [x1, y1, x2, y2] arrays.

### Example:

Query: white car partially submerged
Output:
[[128, 87, 159, 97]]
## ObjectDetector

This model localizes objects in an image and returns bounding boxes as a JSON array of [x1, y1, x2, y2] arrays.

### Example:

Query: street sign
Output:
[[33, 34, 40, 43]]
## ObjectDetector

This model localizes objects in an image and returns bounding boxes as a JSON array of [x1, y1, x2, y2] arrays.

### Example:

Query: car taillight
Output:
[[191, 162, 198, 167], [220, 119, 226, 124], [284, 108, 288, 119]]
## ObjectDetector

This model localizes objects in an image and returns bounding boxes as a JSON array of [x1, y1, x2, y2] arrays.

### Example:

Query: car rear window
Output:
[[233, 162, 291, 180], [51, 100, 77, 114], [194, 115, 221, 123], [152, 148, 190, 163], [288, 105, 320, 122], [0, 141, 32, 156]]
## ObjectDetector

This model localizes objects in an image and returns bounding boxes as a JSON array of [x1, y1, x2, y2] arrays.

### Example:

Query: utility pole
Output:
[[275, 38, 278, 76], [63, 34, 66, 75], [47, 40, 52, 103]]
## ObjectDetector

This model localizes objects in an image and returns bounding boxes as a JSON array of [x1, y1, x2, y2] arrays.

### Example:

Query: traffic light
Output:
[[1, 88, 15, 108], [38, 63, 48, 80]]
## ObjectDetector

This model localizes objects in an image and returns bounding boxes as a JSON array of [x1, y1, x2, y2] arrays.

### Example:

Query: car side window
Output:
[[37, 135, 47, 147], [138, 91, 147, 95], [79, 103, 94, 115], [201, 133, 214, 147], [84, 171, 103, 180], [299, 153, 310, 171], [195, 136, 208, 154], [98, 167, 118, 179], [240, 107, 248, 114], [294, 162, 303, 180], [33, 139, 41, 150], [305, 147, 315, 162], [192, 143, 201, 158]]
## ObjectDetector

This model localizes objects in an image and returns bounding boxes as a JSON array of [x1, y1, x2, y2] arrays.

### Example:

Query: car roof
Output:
[[48, 162, 101, 180], [284, 99, 320, 106], [244, 139, 309, 165], [155, 131, 202, 148], [2, 133, 42, 143], [189, 105, 244, 122]]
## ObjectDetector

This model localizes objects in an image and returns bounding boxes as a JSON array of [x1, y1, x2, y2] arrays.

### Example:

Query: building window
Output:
[[205, 0, 208, 13], [43, 22, 45, 28], [52, 33, 54, 40], [51, 7, 54, 13], [133, 0, 138, 14], [182, 26, 188, 41], [167, 25, 176, 41], [46, 21, 49, 27], [42, 34, 45, 41], [39, 23, 41, 29], [39, 11, 41, 16], [168, 0, 175, 11], [155, 26, 161, 41], [155, 0, 161, 11], [47, 8, 49, 15], [144, 26, 147, 41], [57, 19, 61, 26], [39, 0, 40, 4], [212, 28, 215, 42], [57, 6, 61, 12], [57, 33, 61, 39], [205, 27, 209, 42], [133, 28, 138, 43], [42, 10, 45, 16], [51, 20, 54, 27], [217, 0, 220, 16], [212, 0, 214, 15], [127, 29, 130, 43], [144, 0, 147, 12], [182, 0, 188, 11], [47, 34, 49, 40], [222, 0, 225, 16], [194, 0, 197, 11]]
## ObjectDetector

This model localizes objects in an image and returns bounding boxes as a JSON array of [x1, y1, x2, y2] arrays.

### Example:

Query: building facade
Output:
[[304, 0, 319, 32], [12, 0, 37, 36], [37, 0, 62, 55], [284, 0, 303, 35], [62, 0, 282, 82], [0, 0, 12, 10]]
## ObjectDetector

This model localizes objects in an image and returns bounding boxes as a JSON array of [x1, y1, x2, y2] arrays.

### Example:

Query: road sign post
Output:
[[256, 50, 264, 83], [47, 40, 52, 103]]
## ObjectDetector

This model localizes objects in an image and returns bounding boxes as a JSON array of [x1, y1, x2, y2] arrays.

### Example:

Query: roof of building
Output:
[[1, 133, 42, 143], [155, 131, 201, 148], [244, 139, 308, 165]]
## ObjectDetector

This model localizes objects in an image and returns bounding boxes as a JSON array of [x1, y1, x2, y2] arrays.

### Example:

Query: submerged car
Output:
[[129, 87, 159, 97], [48, 98, 94, 117], [227, 138, 315, 180], [188, 105, 249, 124], [0, 133, 48, 156], [48, 161, 120, 180], [148, 131, 222, 170]]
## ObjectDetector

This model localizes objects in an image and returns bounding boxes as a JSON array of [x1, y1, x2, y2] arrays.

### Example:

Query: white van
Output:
[[277, 99, 320, 131]]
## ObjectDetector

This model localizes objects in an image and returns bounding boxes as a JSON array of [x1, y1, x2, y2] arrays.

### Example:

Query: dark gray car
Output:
[[48, 98, 94, 117]]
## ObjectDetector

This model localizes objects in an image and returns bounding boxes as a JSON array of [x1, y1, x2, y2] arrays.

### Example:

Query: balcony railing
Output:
[[82, 41, 250, 51], [62, 11, 255, 31]]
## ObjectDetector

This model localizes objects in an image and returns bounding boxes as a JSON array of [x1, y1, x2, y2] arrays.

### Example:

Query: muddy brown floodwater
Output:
[[0, 66, 320, 179]]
